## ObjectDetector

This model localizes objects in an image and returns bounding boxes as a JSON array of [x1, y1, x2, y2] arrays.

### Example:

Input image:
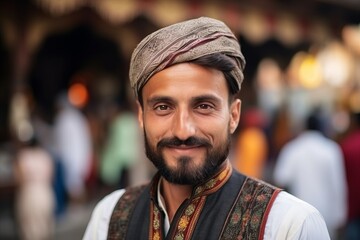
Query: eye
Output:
[[197, 104, 211, 110], [195, 103, 214, 114], [155, 105, 169, 111], [154, 104, 172, 115]]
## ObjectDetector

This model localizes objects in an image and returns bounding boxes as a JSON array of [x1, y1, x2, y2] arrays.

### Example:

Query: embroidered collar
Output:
[[149, 161, 232, 240], [192, 161, 232, 197]]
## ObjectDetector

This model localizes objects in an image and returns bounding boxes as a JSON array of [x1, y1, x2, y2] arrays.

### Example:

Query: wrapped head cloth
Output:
[[129, 17, 246, 98]]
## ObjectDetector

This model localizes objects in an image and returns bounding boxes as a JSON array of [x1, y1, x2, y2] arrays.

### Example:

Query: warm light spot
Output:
[[317, 41, 353, 87], [68, 83, 88, 108], [298, 54, 322, 89]]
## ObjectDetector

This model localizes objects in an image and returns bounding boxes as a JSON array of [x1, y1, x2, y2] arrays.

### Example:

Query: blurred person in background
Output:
[[268, 106, 293, 163], [14, 136, 55, 240], [100, 101, 141, 189], [273, 109, 347, 239], [84, 17, 329, 239], [233, 107, 268, 179], [32, 110, 67, 217], [339, 111, 360, 240], [53, 93, 93, 204]]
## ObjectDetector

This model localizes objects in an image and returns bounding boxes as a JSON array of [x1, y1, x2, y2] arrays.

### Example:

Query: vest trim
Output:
[[259, 188, 281, 240], [107, 184, 147, 240], [219, 177, 279, 239]]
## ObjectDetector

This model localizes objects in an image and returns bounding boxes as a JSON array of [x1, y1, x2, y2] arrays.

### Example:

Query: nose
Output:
[[171, 108, 196, 140]]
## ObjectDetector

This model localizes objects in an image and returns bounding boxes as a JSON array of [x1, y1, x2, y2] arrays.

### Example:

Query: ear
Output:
[[136, 100, 144, 129], [229, 99, 241, 134]]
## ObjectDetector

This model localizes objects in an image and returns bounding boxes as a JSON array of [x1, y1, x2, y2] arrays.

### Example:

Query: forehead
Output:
[[141, 63, 229, 100]]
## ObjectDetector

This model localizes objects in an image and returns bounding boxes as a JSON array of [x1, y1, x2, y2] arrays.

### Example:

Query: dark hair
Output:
[[306, 115, 322, 131], [138, 53, 239, 106], [190, 53, 239, 96], [305, 109, 324, 133]]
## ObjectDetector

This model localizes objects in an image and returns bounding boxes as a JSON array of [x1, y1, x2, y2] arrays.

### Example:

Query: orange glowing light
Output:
[[68, 83, 88, 108]]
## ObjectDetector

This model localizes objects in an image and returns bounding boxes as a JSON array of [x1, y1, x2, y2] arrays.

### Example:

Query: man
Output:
[[84, 17, 329, 239], [274, 110, 347, 239]]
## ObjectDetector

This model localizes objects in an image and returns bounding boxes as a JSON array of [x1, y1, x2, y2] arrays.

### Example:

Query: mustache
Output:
[[157, 136, 212, 148]]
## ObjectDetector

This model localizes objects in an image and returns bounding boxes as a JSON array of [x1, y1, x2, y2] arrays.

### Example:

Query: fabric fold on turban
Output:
[[129, 16, 246, 98]]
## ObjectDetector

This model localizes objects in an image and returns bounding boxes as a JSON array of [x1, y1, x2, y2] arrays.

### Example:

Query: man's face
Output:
[[138, 63, 241, 185]]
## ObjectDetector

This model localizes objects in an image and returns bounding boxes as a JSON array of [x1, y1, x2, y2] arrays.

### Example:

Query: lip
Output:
[[169, 144, 202, 149], [165, 145, 204, 155]]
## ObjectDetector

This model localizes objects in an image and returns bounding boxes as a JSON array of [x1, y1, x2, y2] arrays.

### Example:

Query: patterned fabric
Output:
[[150, 163, 232, 240], [220, 178, 281, 240], [129, 16, 246, 98], [107, 184, 147, 240], [149, 198, 162, 240], [107, 166, 280, 239]]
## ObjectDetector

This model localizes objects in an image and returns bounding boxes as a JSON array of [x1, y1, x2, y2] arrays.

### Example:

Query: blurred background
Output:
[[0, 0, 359, 239]]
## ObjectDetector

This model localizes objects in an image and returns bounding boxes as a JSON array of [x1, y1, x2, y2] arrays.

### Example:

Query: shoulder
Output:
[[83, 189, 125, 240], [83, 184, 149, 240], [94, 189, 126, 216], [265, 191, 330, 239]]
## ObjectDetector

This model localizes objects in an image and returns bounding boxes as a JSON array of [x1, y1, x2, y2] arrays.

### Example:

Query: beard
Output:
[[144, 129, 231, 185]]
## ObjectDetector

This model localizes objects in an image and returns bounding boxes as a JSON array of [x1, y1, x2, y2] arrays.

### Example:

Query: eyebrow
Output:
[[147, 94, 222, 106], [146, 96, 174, 106], [191, 94, 223, 106]]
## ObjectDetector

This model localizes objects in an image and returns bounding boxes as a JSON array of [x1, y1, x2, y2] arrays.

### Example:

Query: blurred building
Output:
[[0, 0, 359, 141]]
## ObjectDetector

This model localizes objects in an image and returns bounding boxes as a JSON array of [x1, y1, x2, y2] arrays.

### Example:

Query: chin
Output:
[[159, 156, 221, 185]]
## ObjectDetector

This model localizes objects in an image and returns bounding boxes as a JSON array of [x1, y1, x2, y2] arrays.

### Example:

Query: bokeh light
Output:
[[68, 83, 89, 108]]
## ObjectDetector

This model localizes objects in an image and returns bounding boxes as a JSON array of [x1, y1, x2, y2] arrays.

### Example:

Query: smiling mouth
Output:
[[165, 144, 205, 155], [168, 144, 203, 149], [157, 136, 211, 152]]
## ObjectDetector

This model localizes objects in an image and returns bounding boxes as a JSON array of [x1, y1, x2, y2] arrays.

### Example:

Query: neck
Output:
[[160, 179, 192, 222], [159, 161, 230, 222]]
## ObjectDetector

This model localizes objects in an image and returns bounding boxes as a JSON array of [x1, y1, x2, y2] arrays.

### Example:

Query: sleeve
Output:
[[296, 211, 331, 240], [326, 145, 347, 229], [83, 189, 125, 240], [264, 192, 330, 240]]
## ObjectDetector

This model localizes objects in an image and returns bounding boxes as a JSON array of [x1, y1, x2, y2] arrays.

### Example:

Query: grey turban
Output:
[[129, 17, 246, 98]]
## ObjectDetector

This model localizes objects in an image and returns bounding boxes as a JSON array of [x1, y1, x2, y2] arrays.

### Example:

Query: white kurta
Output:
[[273, 131, 347, 238], [83, 187, 330, 239], [53, 104, 92, 198]]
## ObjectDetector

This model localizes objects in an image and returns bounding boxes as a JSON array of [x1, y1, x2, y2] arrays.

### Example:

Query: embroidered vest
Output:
[[108, 168, 280, 240]]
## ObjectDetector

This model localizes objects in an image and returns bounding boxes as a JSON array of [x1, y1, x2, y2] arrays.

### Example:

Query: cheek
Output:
[[200, 119, 230, 144], [143, 118, 168, 143]]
